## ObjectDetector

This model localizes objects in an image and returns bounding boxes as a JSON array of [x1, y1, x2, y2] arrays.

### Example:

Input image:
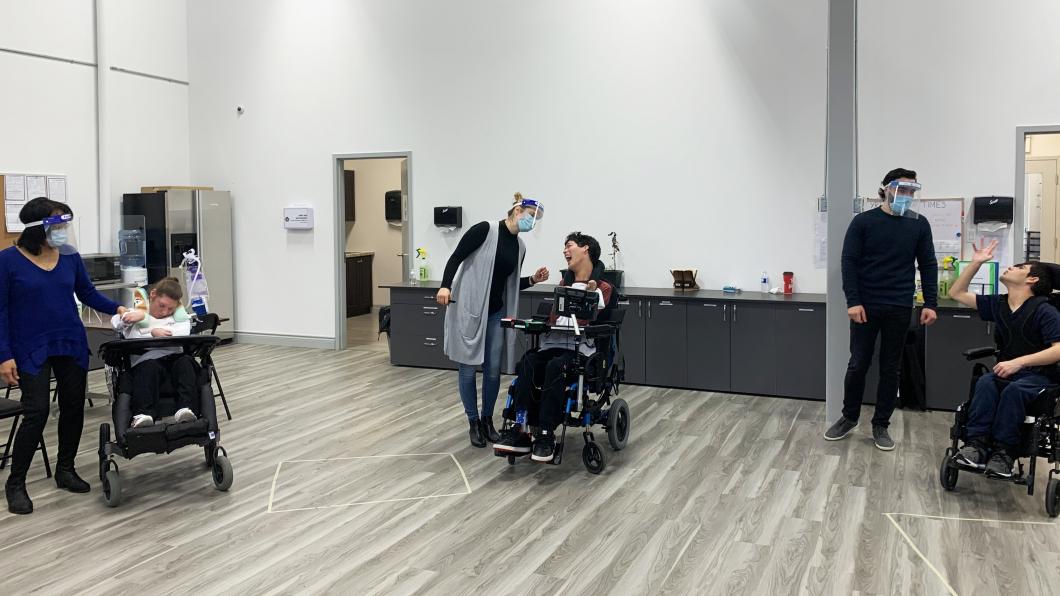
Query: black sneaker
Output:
[[872, 425, 895, 451], [494, 427, 532, 454], [953, 440, 989, 469], [480, 418, 500, 443], [468, 419, 486, 448], [823, 417, 858, 441], [985, 451, 1015, 479], [531, 430, 556, 462]]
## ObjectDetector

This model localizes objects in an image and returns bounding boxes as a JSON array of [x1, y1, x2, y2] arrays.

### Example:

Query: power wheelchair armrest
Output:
[[962, 346, 998, 361]]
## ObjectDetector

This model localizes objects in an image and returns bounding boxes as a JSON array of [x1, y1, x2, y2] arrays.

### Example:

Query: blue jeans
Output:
[[967, 370, 1052, 448], [457, 311, 504, 421]]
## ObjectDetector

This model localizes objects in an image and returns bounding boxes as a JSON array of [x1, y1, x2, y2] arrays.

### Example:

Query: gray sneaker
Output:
[[872, 425, 895, 451], [824, 417, 858, 441], [953, 441, 988, 469]]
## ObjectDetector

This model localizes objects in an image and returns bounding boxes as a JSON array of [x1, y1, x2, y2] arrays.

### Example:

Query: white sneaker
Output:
[[131, 414, 154, 428], [174, 408, 197, 423]]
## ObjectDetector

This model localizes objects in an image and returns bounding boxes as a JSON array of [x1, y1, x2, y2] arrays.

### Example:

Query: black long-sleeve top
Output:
[[441, 221, 532, 314], [841, 207, 939, 309]]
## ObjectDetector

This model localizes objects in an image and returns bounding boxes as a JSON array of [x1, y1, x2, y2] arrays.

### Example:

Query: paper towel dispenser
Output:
[[434, 206, 462, 228], [972, 196, 1013, 224]]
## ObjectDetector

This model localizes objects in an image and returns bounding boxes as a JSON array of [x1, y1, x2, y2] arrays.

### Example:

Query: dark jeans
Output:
[[513, 348, 577, 431], [967, 370, 1051, 449], [8, 356, 86, 483], [130, 355, 199, 418], [842, 304, 913, 428]]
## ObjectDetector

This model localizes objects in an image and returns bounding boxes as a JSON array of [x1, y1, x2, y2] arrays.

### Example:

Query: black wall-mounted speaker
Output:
[[434, 206, 462, 228], [384, 190, 402, 222]]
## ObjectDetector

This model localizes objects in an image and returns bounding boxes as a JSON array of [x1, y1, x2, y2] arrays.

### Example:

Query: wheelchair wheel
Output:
[[582, 442, 606, 475], [1046, 478, 1060, 518], [213, 455, 234, 491], [606, 399, 630, 451], [939, 449, 959, 491], [98, 424, 111, 482], [102, 469, 122, 508]]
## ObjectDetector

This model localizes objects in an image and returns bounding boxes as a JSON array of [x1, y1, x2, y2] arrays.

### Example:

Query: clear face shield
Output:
[[24, 213, 78, 255], [515, 198, 544, 232], [882, 180, 921, 219]]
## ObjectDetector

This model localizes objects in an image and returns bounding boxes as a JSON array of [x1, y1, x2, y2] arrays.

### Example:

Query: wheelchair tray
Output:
[[501, 318, 618, 339], [99, 335, 221, 367]]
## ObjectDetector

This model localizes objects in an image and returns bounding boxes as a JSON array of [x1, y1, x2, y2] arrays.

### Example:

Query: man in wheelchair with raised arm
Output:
[[494, 231, 614, 462], [946, 239, 1060, 479]]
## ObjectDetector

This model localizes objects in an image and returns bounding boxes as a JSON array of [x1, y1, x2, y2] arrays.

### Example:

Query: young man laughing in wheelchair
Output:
[[494, 232, 613, 462], [947, 239, 1060, 478]]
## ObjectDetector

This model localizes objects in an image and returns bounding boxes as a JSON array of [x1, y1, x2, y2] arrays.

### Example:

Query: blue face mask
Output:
[[891, 195, 912, 215], [517, 214, 536, 232], [47, 228, 68, 248]]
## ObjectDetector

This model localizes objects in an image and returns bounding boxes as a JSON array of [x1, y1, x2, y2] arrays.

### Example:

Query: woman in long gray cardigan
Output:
[[437, 194, 549, 447]]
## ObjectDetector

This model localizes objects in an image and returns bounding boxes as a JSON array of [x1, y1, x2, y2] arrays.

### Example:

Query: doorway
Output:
[[332, 152, 412, 350], [1019, 131, 1060, 262]]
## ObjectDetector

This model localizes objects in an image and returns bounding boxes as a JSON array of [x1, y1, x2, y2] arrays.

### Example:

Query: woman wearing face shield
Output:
[[437, 193, 550, 447], [0, 197, 129, 514]]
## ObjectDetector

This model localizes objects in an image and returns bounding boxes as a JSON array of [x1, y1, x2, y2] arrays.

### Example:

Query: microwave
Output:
[[80, 253, 121, 282]]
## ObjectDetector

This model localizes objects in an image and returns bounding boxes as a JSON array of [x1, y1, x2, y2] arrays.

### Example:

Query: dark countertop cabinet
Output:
[[383, 282, 985, 410], [346, 253, 374, 317]]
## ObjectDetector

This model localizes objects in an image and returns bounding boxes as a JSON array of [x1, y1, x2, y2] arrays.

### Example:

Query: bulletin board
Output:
[[863, 197, 965, 260], [2, 172, 68, 248]]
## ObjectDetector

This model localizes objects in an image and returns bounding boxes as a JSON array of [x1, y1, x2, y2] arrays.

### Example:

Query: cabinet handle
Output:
[[703, 303, 718, 308], [422, 306, 439, 310], [422, 311, 438, 316], [723, 304, 727, 322], [733, 304, 737, 322], [543, 297, 555, 303], [423, 341, 437, 346], [798, 308, 815, 312], [423, 295, 435, 301], [637, 300, 642, 318], [659, 301, 673, 306], [648, 301, 652, 319], [952, 314, 971, 319]]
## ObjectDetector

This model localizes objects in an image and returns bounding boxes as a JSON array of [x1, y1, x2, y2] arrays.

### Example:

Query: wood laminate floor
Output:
[[1, 320, 1057, 595]]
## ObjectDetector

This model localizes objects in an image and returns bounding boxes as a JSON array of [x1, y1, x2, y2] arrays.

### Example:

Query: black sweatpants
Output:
[[513, 348, 577, 431], [842, 304, 913, 428], [130, 355, 199, 418], [8, 356, 86, 482]]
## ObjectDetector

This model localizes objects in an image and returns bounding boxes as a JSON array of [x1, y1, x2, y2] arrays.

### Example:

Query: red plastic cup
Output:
[[783, 271, 794, 295]]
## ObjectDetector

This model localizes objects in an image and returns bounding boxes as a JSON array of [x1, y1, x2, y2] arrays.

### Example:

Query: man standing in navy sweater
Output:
[[825, 168, 939, 450]]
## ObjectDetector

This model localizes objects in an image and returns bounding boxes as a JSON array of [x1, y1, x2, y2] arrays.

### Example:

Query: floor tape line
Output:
[[885, 511, 1057, 526], [884, 513, 959, 596]]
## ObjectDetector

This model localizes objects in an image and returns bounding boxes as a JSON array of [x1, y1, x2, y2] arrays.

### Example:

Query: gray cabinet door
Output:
[[686, 301, 731, 391], [774, 305, 826, 400], [926, 310, 992, 410], [730, 302, 777, 395], [645, 299, 687, 387], [620, 298, 647, 384]]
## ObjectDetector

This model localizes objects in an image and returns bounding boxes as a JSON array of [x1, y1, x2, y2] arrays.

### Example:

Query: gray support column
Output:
[[825, 0, 857, 425]]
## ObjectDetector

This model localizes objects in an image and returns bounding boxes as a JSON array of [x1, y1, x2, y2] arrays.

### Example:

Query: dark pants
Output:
[[8, 356, 86, 483], [513, 348, 577, 431], [130, 355, 199, 418], [967, 370, 1051, 449], [842, 304, 913, 428]]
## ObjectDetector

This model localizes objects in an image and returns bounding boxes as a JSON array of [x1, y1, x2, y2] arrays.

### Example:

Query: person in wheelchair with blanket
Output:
[[946, 239, 1060, 478], [494, 232, 613, 462]]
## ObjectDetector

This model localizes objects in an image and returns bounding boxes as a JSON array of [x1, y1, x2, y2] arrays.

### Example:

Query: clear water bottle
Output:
[[409, 267, 418, 286], [760, 271, 769, 293]]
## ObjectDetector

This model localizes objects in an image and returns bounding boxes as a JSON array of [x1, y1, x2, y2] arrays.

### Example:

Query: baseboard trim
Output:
[[233, 332, 334, 349]]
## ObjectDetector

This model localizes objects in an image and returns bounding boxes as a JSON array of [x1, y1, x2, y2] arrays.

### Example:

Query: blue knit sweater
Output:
[[0, 247, 121, 374]]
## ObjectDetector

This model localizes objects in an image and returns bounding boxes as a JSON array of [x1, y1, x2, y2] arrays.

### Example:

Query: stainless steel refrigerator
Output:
[[122, 189, 235, 340]]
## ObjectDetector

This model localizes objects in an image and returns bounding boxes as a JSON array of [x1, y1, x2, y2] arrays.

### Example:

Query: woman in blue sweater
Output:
[[1, 198, 128, 514]]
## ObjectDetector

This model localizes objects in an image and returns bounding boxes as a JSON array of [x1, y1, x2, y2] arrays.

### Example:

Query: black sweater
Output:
[[441, 221, 532, 314], [841, 207, 939, 309]]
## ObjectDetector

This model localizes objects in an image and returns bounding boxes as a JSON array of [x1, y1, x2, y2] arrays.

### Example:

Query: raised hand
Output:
[[971, 239, 998, 264]]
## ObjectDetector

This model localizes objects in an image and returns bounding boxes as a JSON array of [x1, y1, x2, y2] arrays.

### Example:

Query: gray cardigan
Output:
[[443, 222, 524, 366]]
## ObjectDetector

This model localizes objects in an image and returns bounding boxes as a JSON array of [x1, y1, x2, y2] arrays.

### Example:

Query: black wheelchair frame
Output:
[[97, 335, 233, 507], [497, 287, 630, 474], [939, 346, 1060, 517]]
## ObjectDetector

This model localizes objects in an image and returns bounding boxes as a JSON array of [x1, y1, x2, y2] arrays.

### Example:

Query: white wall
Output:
[[0, 0, 190, 255], [188, 0, 828, 340], [343, 158, 404, 306], [858, 1, 1060, 267]]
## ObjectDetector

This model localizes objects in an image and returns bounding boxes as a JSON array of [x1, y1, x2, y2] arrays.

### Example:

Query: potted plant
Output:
[[604, 232, 624, 289]]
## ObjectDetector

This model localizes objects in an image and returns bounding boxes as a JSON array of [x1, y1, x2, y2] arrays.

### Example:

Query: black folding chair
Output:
[[191, 314, 232, 420], [1, 390, 53, 479]]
